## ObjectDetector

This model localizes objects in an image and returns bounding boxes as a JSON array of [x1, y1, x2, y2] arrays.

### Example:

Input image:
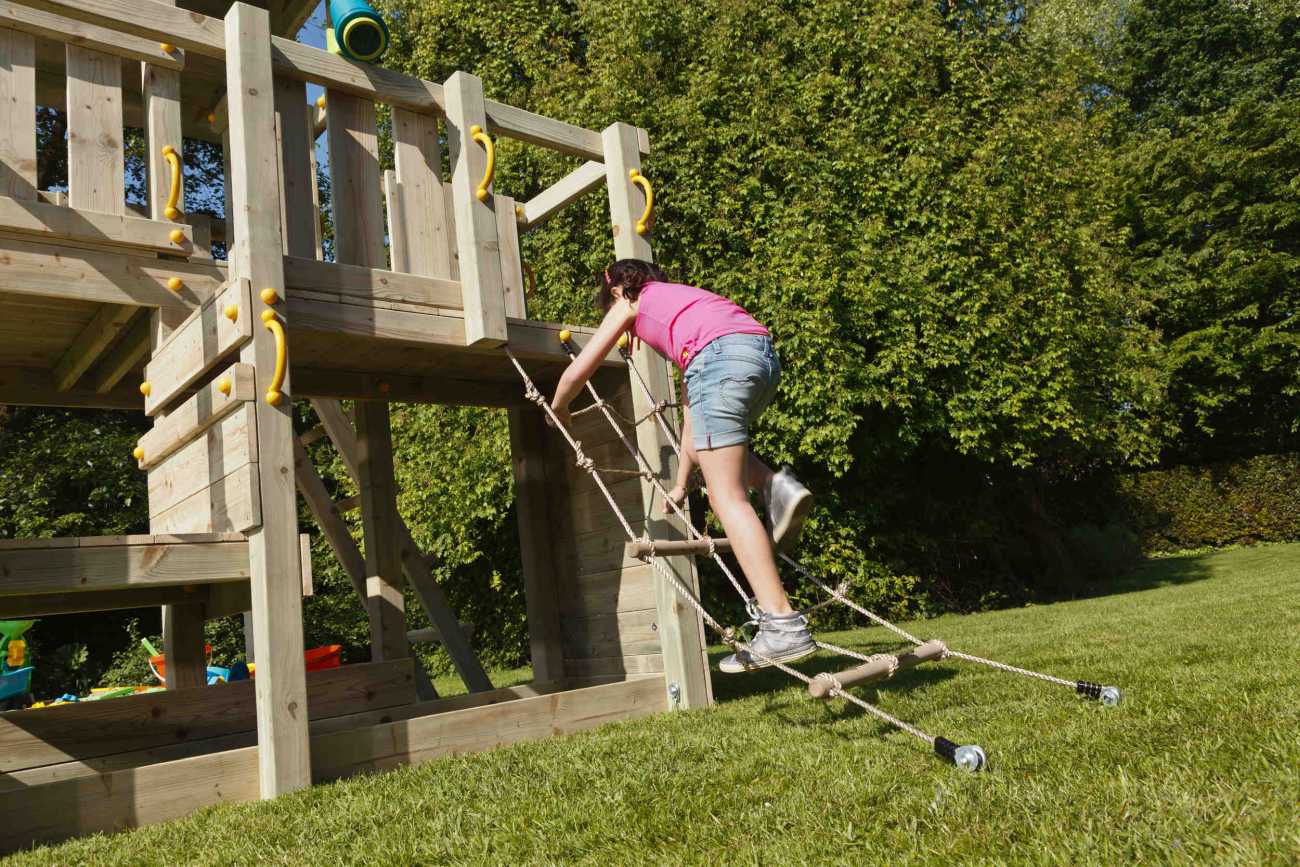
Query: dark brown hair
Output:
[[594, 259, 668, 313]]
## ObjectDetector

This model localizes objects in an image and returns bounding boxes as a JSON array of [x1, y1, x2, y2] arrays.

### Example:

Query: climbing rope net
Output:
[[506, 335, 1122, 773]]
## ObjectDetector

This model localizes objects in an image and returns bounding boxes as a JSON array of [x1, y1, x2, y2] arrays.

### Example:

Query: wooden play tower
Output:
[[0, 0, 711, 849]]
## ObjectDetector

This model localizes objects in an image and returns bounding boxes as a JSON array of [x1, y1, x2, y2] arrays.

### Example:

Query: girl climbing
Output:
[[547, 259, 815, 673]]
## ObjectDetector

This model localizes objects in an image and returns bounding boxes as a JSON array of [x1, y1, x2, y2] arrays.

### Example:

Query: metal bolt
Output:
[[1100, 686, 1123, 707], [953, 745, 987, 773], [667, 682, 681, 707]]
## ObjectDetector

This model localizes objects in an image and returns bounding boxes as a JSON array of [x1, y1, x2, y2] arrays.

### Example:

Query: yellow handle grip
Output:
[[470, 124, 494, 203], [628, 169, 653, 235], [261, 310, 287, 406], [162, 145, 182, 221]]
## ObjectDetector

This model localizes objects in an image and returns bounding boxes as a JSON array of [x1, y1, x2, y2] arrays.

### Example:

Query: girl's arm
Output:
[[549, 299, 636, 425], [665, 378, 696, 513]]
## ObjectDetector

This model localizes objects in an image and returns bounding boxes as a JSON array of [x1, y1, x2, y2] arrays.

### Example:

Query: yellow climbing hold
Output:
[[224, 303, 239, 322], [260, 287, 279, 305], [261, 308, 277, 324], [558, 329, 572, 344], [617, 332, 630, 349], [218, 377, 232, 396], [316, 95, 327, 109], [133, 446, 144, 462], [160, 43, 176, 55], [166, 277, 184, 293], [169, 229, 185, 245], [139, 381, 152, 397]]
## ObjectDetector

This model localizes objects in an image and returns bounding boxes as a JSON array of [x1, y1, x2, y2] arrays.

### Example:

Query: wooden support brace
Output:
[[516, 160, 607, 230]]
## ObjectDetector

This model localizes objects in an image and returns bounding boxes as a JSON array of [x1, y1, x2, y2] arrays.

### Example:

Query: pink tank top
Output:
[[632, 281, 768, 370]]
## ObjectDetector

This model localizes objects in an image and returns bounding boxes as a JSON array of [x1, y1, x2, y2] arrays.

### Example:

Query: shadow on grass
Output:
[[1101, 550, 1218, 597], [707, 645, 958, 707]]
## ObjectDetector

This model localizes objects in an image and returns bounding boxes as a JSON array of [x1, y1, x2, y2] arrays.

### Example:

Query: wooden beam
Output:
[[444, 71, 506, 347], [311, 398, 494, 693], [0, 586, 209, 619], [0, 198, 196, 253], [0, 364, 141, 409], [0, 534, 249, 598], [274, 75, 316, 258], [603, 121, 712, 711], [354, 402, 408, 662], [269, 0, 318, 37], [0, 676, 663, 852], [290, 367, 526, 407], [50, 303, 139, 390], [162, 600, 207, 689], [90, 308, 151, 392], [225, 0, 310, 798], [0, 659, 415, 774], [0, 3, 183, 70], [282, 257, 461, 309], [0, 28, 37, 201], [517, 160, 607, 230], [0, 235, 215, 309], [292, 436, 368, 601]]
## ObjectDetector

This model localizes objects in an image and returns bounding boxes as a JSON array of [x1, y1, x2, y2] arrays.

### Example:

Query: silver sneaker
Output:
[[719, 611, 816, 673], [764, 467, 813, 551]]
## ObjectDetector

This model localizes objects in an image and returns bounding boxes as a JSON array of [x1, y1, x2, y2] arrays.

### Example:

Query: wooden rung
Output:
[[0, 198, 195, 253], [624, 537, 732, 558], [807, 640, 949, 699], [406, 622, 474, 645], [333, 495, 361, 513], [143, 279, 253, 416]]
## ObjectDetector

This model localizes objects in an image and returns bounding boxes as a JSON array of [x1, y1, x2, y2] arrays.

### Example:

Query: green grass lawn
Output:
[[9, 544, 1299, 865]]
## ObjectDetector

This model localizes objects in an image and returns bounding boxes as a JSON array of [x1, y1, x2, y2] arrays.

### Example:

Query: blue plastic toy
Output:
[[326, 0, 389, 63], [0, 620, 36, 707]]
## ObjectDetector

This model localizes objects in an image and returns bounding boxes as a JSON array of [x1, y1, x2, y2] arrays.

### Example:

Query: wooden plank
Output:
[[0, 363, 141, 409], [354, 402, 408, 662], [483, 100, 615, 162], [0, 586, 210, 619], [444, 71, 506, 347], [312, 398, 494, 694], [603, 121, 711, 710], [90, 309, 151, 392], [0, 3, 183, 70], [495, 193, 526, 321], [0, 198, 195, 252], [142, 279, 253, 414], [563, 653, 665, 678], [274, 75, 315, 258], [0, 537, 249, 597], [66, 44, 124, 214], [283, 255, 461, 308], [0, 28, 36, 200], [291, 367, 525, 407], [563, 608, 661, 659], [147, 403, 257, 519], [0, 235, 214, 309], [382, 169, 405, 271], [325, 89, 385, 268], [136, 362, 255, 470], [0, 677, 660, 851], [50, 302, 138, 390], [0, 660, 415, 774], [391, 107, 451, 279], [149, 458, 261, 534], [517, 160, 606, 230], [509, 406, 566, 684], [225, 0, 310, 798]]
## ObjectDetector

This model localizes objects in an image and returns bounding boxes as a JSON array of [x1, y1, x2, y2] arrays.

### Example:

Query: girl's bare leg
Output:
[[695, 443, 793, 614]]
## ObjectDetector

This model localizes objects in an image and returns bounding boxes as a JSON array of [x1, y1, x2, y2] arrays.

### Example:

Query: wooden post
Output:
[[443, 71, 507, 347], [501, 239, 565, 684], [602, 121, 712, 709], [324, 86, 409, 663], [144, 0, 206, 690], [354, 402, 408, 661], [225, 1, 310, 797]]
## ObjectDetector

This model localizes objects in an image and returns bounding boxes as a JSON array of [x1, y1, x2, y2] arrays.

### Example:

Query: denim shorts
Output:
[[682, 333, 781, 451]]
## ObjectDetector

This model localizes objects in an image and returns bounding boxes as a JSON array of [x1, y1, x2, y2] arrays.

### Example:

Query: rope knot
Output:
[[932, 640, 949, 660], [815, 671, 843, 695], [523, 383, 543, 404]]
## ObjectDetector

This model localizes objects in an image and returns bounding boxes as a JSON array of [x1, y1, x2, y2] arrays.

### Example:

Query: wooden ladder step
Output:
[[624, 537, 731, 558]]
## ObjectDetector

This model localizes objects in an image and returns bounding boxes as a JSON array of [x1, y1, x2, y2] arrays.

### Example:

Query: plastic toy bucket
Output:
[[328, 0, 389, 62], [304, 645, 343, 671], [0, 667, 32, 701]]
